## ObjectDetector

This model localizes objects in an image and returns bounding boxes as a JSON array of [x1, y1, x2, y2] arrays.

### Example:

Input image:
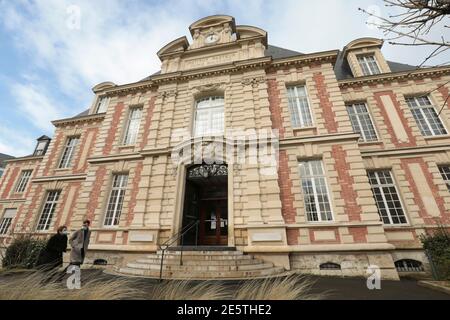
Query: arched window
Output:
[[319, 262, 341, 270], [395, 259, 424, 272], [194, 96, 224, 136]]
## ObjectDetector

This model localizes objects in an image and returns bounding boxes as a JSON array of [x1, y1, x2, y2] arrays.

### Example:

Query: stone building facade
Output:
[[1, 16, 449, 280]]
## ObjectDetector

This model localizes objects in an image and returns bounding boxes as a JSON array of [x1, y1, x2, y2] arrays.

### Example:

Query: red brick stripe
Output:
[[103, 103, 125, 155], [313, 72, 338, 133], [86, 166, 107, 221], [267, 77, 285, 139], [400, 158, 450, 224], [277, 150, 296, 224], [332, 145, 362, 222], [1, 167, 20, 199]]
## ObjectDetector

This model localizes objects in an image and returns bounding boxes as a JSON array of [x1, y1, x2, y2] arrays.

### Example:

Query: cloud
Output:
[[0, 125, 36, 157], [9, 82, 63, 132]]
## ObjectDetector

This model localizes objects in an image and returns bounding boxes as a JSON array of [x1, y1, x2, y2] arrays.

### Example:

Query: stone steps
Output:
[[114, 249, 286, 280], [117, 266, 286, 280], [127, 262, 274, 272], [136, 257, 261, 266]]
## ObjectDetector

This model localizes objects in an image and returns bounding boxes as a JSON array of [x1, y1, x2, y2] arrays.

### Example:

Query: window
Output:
[[320, 262, 341, 270], [299, 160, 333, 222], [104, 174, 128, 226], [405, 96, 447, 136], [368, 170, 407, 225], [123, 107, 143, 145], [34, 141, 48, 156], [59, 137, 79, 169], [194, 97, 224, 136], [0, 208, 16, 235], [0, 167, 4, 178], [438, 166, 450, 191], [357, 55, 381, 76], [37, 191, 61, 231], [346, 103, 378, 142], [287, 85, 313, 128], [395, 259, 424, 272], [15, 170, 32, 193], [96, 97, 110, 113]]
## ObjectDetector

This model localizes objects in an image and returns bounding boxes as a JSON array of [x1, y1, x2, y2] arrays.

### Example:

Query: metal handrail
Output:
[[159, 220, 199, 281]]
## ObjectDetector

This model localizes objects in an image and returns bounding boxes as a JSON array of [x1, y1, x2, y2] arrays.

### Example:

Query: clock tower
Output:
[[189, 15, 236, 49], [157, 15, 268, 73]]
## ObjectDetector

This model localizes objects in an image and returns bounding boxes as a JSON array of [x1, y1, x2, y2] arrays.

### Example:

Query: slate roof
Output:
[[70, 45, 419, 120], [0, 153, 15, 168]]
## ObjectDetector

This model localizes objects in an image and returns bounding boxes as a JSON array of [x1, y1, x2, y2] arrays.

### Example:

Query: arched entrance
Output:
[[181, 163, 228, 246]]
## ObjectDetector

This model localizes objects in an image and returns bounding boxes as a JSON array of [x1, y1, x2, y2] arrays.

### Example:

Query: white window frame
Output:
[[15, 170, 32, 193], [357, 54, 381, 76], [104, 174, 128, 227], [36, 191, 61, 231], [286, 85, 314, 128], [96, 97, 110, 113], [123, 107, 143, 145], [193, 96, 225, 137], [438, 165, 450, 192], [405, 96, 447, 137], [346, 102, 378, 142], [298, 160, 334, 222], [368, 170, 408, 225], [0, 208, 16, 235], [59, 137, 79, 169]]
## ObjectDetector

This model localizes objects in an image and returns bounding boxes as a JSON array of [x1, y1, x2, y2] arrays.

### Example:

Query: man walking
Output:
[[69, 219, 91, 266]]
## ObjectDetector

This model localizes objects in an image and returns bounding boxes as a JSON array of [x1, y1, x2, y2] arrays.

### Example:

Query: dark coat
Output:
[[36, 233, 68, 270]]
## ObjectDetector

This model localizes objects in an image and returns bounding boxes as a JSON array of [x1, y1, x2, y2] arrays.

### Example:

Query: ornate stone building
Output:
[[1, 15, 449, 280]]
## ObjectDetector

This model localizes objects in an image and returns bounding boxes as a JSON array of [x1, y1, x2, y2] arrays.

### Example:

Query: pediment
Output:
[[189, 15, 236, 35], [343, 37, 383, 57], [157, 36, 189, 58], [236, 25, 267, 46]]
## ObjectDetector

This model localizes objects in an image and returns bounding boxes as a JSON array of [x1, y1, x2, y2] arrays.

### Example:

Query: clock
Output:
[[205, 33, 219, 44]]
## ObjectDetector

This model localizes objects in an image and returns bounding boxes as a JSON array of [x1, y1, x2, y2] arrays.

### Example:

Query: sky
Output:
[[0, 0, 448, 157]]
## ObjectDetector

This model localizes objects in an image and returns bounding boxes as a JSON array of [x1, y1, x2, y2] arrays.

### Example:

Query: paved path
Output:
[[308, 276, 450, 300]]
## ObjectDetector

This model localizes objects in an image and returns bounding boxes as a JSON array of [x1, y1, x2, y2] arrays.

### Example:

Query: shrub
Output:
[[420, 226, 450, 280], [1, 235, 46, 269]]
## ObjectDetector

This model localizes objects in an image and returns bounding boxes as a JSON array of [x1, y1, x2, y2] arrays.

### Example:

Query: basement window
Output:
[[93, 259, 108, 266], [319, 262, 341, 270], [395, 259, 424, 272]]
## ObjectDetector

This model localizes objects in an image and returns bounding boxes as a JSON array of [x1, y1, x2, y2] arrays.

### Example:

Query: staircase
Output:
[[113, 247, 286, 280]]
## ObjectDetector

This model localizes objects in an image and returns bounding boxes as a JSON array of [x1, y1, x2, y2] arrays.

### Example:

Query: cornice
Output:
[[5, 155, 43, 163], [102, 53, 340, 96], [88, 152, 143, 164], [338, 65, 450, 88], [279, 132, 360, 147], [32, 174, 87, 183], [271, 50, 339, 68], [361, 143, 450, 158], [51, 113, 106, 127]]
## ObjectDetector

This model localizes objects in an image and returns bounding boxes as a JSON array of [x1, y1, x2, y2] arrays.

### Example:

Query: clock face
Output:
[[205, 34, 219, 44]]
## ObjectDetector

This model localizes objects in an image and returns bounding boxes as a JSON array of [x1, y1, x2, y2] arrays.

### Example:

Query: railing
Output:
[[159, 220, 199, 281]]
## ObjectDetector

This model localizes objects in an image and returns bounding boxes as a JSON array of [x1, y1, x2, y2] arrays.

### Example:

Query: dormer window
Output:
[[357, 55, 381, 76], [33, 136, 51, 156], [96, 97, 110, 113]]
